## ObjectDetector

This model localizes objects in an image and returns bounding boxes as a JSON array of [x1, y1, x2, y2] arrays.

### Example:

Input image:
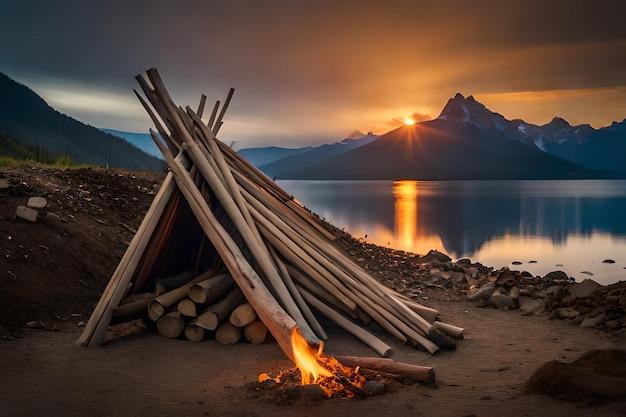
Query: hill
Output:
[[0, 73, 166, 171]]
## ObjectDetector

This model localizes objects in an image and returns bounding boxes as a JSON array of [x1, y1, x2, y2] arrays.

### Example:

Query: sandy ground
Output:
[[1, 297, 624, 417]]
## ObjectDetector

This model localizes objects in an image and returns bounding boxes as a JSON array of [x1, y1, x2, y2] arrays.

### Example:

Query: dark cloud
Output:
[[1, 1, 625, 146]]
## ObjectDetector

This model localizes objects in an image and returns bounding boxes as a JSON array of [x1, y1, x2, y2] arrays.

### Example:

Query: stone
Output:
[[509, 286, 520, 300], [42, 212, 63, 229], [579, 314, 605, 328], [15, 205, 39, 222], [421, 249, 452, 263], [567, 279, 601, 300], [519, 297, 545, 316], [0, 178, 11, 189], [27, 196, 48, 209], [467, 281, 496, 301], [543, 271, 570, 281], [489, 288, 517, 310], [545, 285, 566, 300], [553, 307, 580, 320], [601, 259, 616, 264]]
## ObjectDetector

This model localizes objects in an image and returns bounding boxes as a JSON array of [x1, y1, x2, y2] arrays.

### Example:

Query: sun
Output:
[[403, 117, 416, 126]]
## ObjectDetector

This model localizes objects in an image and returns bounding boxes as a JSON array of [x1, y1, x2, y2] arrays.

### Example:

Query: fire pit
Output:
[[251, 327, 434, 403]]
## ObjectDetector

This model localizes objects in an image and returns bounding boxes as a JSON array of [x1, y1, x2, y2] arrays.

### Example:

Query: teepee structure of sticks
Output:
[[77, 68, 463, 361]]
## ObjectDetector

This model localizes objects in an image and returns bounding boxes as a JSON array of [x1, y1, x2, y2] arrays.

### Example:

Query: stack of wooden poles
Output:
[[77, 68, 463, 361]]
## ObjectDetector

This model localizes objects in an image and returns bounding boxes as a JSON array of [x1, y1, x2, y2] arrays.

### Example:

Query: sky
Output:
[[2, 0, 626, 149]]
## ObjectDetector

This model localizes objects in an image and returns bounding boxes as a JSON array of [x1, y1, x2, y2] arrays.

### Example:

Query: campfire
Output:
[[77, 68, 463, 393], [258, 327, 366, 398]]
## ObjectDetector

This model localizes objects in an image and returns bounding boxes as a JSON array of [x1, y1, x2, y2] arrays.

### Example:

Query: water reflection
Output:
[[278, 179, 626, 285]]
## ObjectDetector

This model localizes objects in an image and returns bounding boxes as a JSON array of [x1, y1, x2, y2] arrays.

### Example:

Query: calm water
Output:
[[277, 179, 626, 286]]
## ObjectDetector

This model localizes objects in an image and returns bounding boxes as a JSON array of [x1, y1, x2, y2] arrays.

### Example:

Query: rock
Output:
[[519, 297, 545, 316], [579, 314, 605, 328], [467, 281, 496, 301], [15, 205, 39, 222], [42, 212, 63, 229], [553, 307, 580, 320], [543, 271, 570, 282], [27, 196, 48, 209], [528, 260, 537, 264], [605, 288, 625, 305], [512, 261, 522, 265], [362, 380, 386, 396], [545, 285, 566, 301], [420, 250, 452, 263], [567, 279, 601, 300], [509, 286, 520, 300], [580, 271, 594, 276], [601, 259, 616, 264], [0, 178, 11, 189], [489, 288, 518, 310]]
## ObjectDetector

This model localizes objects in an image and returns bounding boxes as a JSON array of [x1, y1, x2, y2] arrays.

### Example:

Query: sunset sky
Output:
[[1, 0, 625, 148]]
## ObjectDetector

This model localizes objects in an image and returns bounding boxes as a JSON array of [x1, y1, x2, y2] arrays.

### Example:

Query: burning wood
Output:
[[78, 68, 465, 390]]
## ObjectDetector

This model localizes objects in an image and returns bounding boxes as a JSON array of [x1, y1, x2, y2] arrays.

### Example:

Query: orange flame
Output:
[[291, 326, 333, 385], [290, 327, 366, 397]]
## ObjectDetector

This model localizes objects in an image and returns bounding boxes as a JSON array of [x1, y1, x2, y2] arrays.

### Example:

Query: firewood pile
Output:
[[77, 68, 464, 361]]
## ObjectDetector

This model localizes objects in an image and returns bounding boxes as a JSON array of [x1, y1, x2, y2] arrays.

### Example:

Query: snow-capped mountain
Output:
[[435, 93, 626, 176]]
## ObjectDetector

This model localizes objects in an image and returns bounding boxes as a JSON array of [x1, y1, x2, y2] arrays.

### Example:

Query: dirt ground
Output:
[[1, 166, 625, 417]]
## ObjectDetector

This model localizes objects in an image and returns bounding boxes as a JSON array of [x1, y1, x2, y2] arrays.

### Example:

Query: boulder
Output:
[[566, 279, 602, 301], [519, 297, 545, 316], [543, 270, 570, 282], [467, 281, 496, 301], [489, 288, 518, 310]]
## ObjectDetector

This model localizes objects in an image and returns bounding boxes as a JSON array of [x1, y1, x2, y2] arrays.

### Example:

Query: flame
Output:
[[290, 327, 366, 397], [291, 326, 333, 385], [257, 327, 366, 398]]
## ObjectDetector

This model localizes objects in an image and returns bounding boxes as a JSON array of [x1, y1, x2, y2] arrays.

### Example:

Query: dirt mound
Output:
[[525, 349, 626, 405], [0, 165, 164, 332]]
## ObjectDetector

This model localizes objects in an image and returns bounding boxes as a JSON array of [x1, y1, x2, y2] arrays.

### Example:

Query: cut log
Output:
[[215, 322, 242, 345], [433, 321, 465, 339], [148, 269, 216, 321], [188, 272, 235, 304], [177, 298, 197, 317], [229, 302, 257, 327], [335, 355, 435, 384], [156, 311, 185, 339], [112, 298, 150, 318], [194, 287, 245, 331], [244, 321, 268, 344], [184, 324, 205, 342]]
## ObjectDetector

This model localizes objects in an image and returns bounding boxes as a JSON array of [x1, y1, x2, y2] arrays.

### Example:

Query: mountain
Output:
[[253, 131, 379, 178], [0, 73, 165, 171], [268, 93, 621, 180], [437, 93, 626, 176], [100, 128, 163, 160]]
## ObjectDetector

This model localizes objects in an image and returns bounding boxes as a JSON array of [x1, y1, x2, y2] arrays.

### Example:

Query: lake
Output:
[[277, 179, 626, 286]]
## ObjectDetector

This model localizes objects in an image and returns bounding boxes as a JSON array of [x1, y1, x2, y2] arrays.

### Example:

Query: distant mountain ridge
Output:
[[249, 93, 624, 180], [0, 73, 165, 172], [437, 93, 626, 176]]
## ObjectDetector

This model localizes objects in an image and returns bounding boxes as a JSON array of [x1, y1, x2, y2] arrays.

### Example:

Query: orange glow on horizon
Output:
[[403, 117, 416, 125]]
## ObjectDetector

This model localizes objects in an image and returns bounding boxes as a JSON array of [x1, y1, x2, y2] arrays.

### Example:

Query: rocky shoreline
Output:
[[330, 225, 626, 338]]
